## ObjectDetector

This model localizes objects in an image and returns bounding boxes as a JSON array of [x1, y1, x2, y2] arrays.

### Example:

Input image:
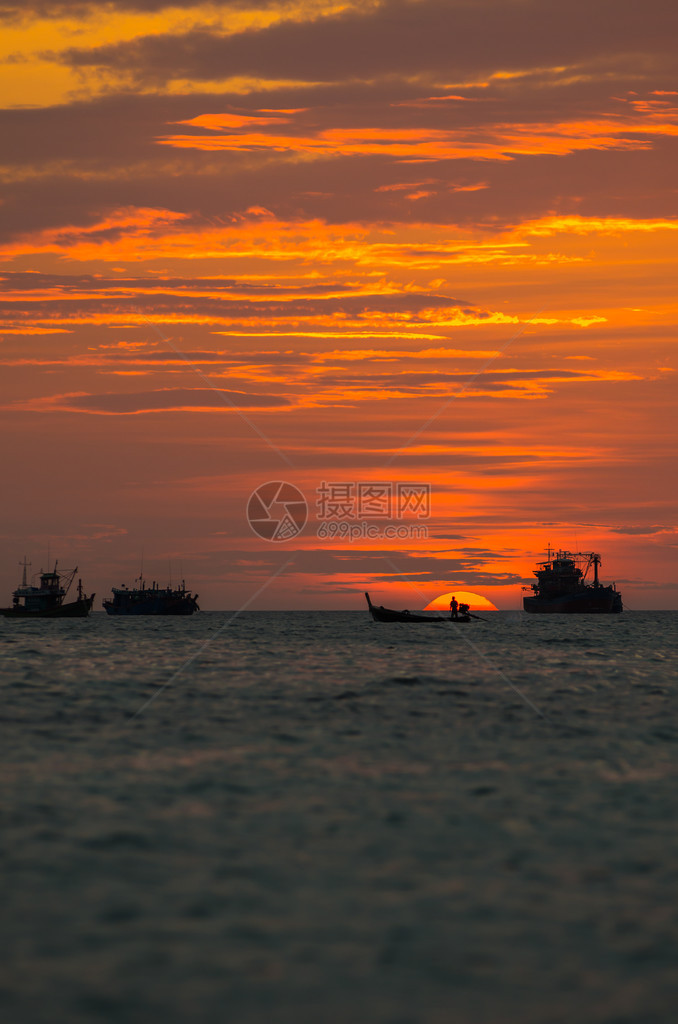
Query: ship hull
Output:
[[0, 596, 94, 618], [523, 589, 622, 614], [103, 599, 197, 616]]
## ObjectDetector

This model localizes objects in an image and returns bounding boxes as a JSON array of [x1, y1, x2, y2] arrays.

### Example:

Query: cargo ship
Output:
[[0, 558, 94, 618], [523, 548, 622, 613], [103, 575, 199, 615]]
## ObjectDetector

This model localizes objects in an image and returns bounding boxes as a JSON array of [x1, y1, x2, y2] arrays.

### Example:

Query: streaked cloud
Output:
[[11, 386, 291, 413]]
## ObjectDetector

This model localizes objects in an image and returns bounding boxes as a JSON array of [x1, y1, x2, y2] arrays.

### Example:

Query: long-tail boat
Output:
[[365, 592, 471, 623]]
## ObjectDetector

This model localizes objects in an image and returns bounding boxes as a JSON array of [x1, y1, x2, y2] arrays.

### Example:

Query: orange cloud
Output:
[[157, 100, 678, 163], [175, 111, 303, 130], [523, 215, 678, 236], [0, 211, 554, 269], [311, 347, 502, 361], [0, 206, 190, 259]]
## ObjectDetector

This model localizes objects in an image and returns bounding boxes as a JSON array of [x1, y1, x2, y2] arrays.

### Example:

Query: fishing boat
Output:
[[0, 558, 94, 618], [365, 592, 471, 623], [523, 548, 623, 613], [103, 575, 199, 616]]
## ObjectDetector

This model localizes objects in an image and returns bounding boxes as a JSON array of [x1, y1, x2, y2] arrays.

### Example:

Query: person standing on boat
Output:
[[449, 596, 458, 620]]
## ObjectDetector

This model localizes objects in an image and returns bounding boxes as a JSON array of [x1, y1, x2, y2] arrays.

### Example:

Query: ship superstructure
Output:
[[523, 548, 622, 613]]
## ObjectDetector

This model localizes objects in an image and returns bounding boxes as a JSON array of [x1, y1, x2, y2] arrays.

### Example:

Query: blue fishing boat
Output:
[[0, 558, 94, 618]]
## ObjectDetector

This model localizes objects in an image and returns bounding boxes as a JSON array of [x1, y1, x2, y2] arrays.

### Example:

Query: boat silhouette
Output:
[[1, 557, 94, 618], [365, 592, 471, 623], [523, 548, 622, 613], [103, 574, 199, 615]]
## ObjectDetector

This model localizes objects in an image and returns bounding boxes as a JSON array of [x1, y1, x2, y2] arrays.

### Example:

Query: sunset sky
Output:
[[1, 0, 677, 609]]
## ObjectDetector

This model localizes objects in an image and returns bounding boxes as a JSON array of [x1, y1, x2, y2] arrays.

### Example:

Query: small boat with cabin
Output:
[[0, 558, 94, 618]]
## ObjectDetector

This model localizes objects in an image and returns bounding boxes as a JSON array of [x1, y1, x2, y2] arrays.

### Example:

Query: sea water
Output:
[[1, 611, 677, 1024]]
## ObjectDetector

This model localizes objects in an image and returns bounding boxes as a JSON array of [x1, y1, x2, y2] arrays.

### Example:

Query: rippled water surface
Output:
[[2, 611, 677, 1023]]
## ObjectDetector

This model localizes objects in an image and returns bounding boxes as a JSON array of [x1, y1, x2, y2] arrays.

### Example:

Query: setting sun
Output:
[[424, 591, 499, 612]]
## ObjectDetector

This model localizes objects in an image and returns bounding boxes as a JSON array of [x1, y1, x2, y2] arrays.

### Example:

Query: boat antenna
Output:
[[168, 558, 172, 588], [20, 556, 30, 586]]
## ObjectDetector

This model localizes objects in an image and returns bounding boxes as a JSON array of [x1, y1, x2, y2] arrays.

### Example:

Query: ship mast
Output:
[[19, 556, 31, 586], [592, 553, 600, 587]]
